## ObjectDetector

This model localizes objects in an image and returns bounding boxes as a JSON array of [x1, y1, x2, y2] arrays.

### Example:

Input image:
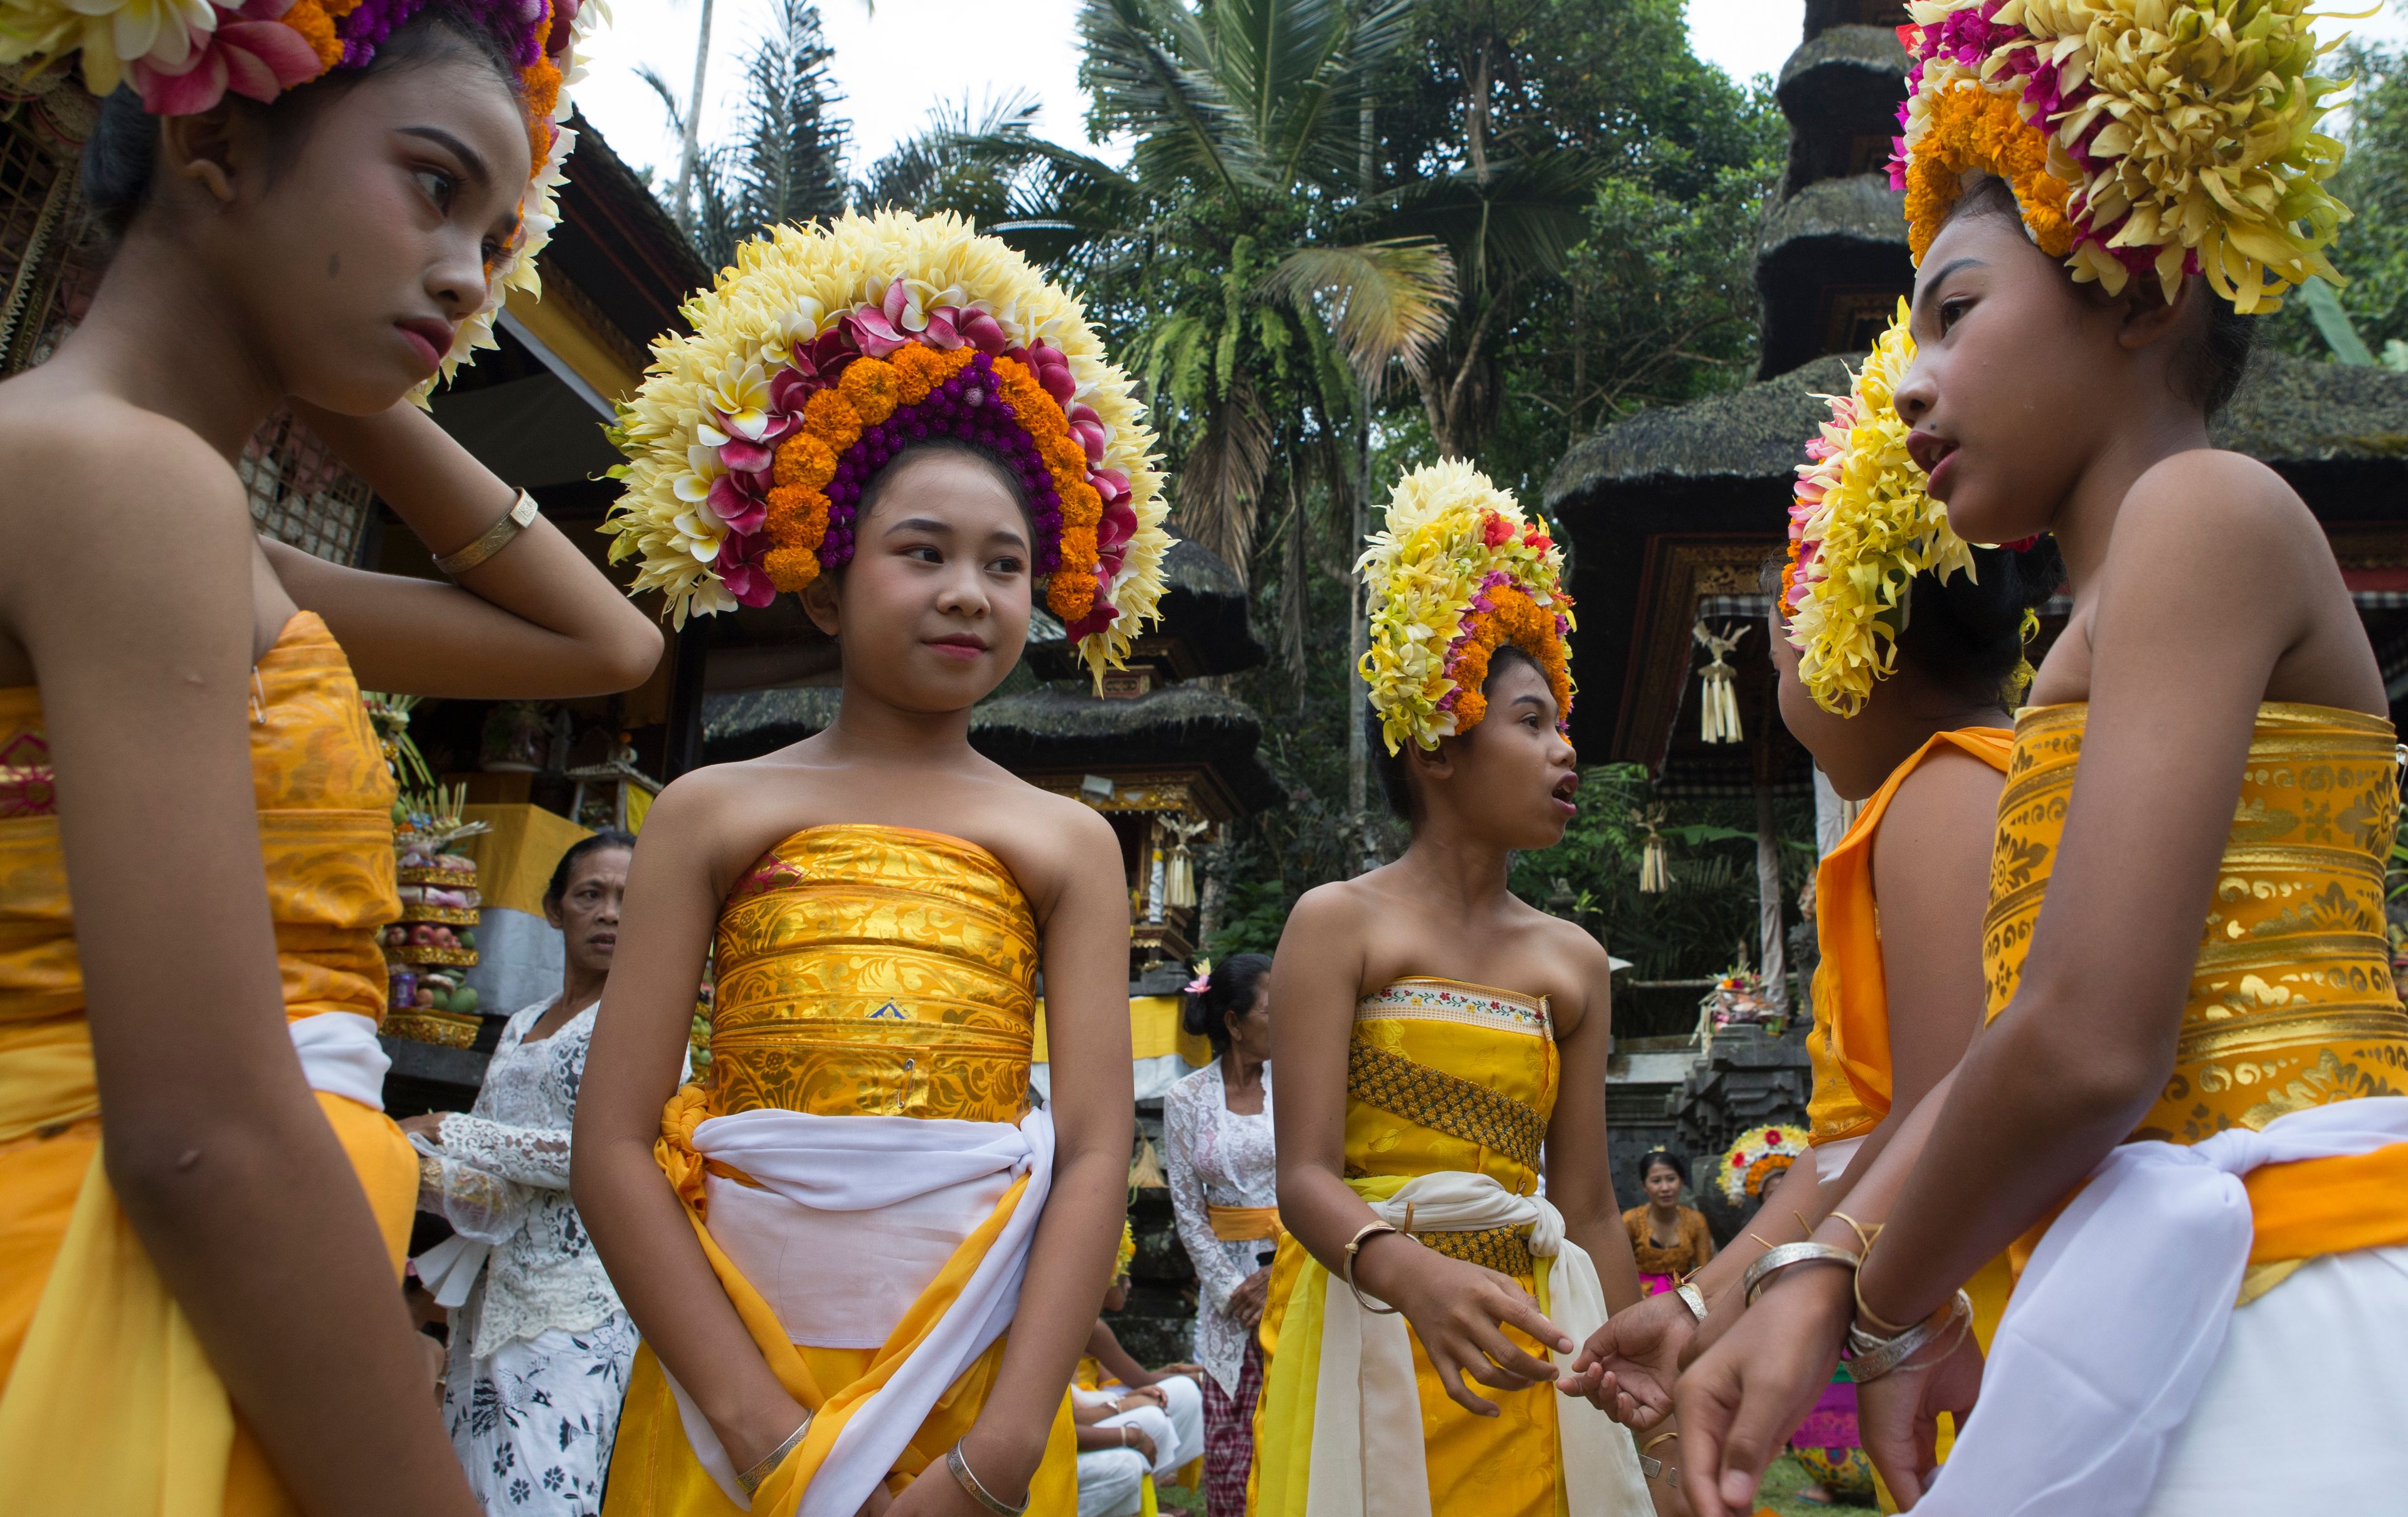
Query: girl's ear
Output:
[[800, 572, 841, 637], [1410, 737, 1456, 786], [2116, 277, 2196, 355], [159, 105, 244, 206]]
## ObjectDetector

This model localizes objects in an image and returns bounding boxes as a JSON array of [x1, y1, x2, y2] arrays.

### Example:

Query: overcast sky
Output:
[[575, 0, 2408, 190]]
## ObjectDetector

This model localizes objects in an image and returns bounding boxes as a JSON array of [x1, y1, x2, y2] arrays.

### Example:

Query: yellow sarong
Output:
[[0, 613, 415, 1516], [1251, 977, 1570, 1517], [603, 824, 1077, 1516]]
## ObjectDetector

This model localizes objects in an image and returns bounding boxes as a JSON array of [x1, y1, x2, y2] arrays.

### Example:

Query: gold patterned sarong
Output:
[[0, 613, 414, 1516], [1985, 702, 2408, 1286], [1253, 976, 1570, 1517], [603, 825, 1077, 1516]]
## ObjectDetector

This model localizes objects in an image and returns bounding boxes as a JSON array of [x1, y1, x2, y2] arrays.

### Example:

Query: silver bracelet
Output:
[[946, 1440, 1030, 1516], [1740, 1240, 1859, 1307], [1846, 1289, 1973, 1382], [1676, 1282, 1708, 1323], [734, 1416, 810, 1499]]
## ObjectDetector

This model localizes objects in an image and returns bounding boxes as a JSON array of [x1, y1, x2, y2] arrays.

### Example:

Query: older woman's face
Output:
[[1225, 981, 1272, 1059], [1644, 1163, 1683, 1207]]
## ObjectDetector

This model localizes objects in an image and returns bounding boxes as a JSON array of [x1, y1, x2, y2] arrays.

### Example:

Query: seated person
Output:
[[1073, 1253, 1203, 1516]]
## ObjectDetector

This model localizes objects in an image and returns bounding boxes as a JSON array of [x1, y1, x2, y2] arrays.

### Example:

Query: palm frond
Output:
[[1173, 378, 1274, 575], [1080, 0, 1259, 193], [853, 89, 1042, 217], [1259, 238, 1458, 392], [1361, 154, 1605, 290]]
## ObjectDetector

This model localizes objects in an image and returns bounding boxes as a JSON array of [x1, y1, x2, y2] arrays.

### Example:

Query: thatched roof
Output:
[[1758, 174, 1909, 262], [1777, 24, 1909, 101], [701, 681, 1284, 813]]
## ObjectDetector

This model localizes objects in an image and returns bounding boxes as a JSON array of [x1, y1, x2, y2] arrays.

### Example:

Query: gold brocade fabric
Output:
[[704, 825, 1037, 1124], [1984, 702, 2408, 1142], [1258, 976, 1564, 1517]]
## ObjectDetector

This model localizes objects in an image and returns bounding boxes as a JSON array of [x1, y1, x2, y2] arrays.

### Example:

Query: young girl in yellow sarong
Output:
[[1253, 460, 1653, 1517], [1565, 314, 2061, 1496], [1672, 4, 2408, 1514], [576, 211, 1167, 1517], [0, 6, 655, 1516]]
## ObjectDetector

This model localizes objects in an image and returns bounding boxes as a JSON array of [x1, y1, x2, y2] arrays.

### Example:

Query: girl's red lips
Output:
[[1906, 429, 1956, 477], [926, 633, 989, 661], [397, 319, 452, 374]]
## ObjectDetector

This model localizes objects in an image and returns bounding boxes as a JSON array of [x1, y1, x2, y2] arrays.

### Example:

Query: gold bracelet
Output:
[[1642, 1430, 1680, 1453], [1829, 1210, 1881, 1254], [433, 489, 540, 577], [1851, 1234, 1914, 1338], [734, 1417, 811, 1499], [1342, 1220, 1407, 1316]]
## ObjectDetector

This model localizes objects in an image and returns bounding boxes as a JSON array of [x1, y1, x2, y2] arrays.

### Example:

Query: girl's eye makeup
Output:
[[1939, 295, 1972, 332], [414, 167, 457, 211]]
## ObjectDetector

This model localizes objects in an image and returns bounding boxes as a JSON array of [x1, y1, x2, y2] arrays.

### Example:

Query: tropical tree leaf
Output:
[[1080, 0, 1257, 193], [1260, 238, 1458, 392]]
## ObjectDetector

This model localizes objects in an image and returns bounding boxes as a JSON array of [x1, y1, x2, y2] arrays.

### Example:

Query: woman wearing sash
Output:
[[1671, 4, 2408, 1512], [1252, 462, 1653, 1517], [1566, 317, 2062, 1491], [0, 4, 653, 1513], [1163, 953, 1275, 1517], [578, 211, 1165, 1517]]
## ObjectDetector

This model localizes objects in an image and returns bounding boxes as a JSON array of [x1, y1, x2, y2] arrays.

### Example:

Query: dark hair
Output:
[[1941, 174, 2254, 416], [1182, 953, 1272, 1060], [544, 829, 635, 912], [1371, 643, 1545, 822], [1640, 1149, 1688, 1187], [1892, 536, 2063, 707], [82, 7, 525, 243], [839, 438, 1037, 586]]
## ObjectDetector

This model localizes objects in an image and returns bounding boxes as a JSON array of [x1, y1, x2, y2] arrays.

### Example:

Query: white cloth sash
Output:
[[1920, 1097, 2408, 1517], [663, 1106, 1056, 1516], [291, 1011, 389, 1111], [1305, 1171, 1652, 1516]]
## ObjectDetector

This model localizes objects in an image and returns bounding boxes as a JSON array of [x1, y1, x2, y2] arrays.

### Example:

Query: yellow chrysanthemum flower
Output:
[[1783, 303, 1975, 717]]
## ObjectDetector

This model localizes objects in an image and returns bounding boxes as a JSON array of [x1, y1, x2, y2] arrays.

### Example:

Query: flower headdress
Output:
[[601, 211, 1173, 680], [1356, 459, 1574, 756], [0, 0, 601, 397], [1782, 302, 1975, 717], [1891, 0, 2348, 312]]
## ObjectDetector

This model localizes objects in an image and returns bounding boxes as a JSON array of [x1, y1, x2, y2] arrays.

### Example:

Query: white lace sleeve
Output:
[[415, 1143, 536, 1246], [1164, 1074, 1245, 1319], [436, 1111, 574, 1190]]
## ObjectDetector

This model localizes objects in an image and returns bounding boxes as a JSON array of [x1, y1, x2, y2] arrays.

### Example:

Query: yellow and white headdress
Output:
[[1891, 0, 2349, 312], [1782, 303, 1977, 717], [603, 211, 1172, 682], [1356, 460, 1574, 755]]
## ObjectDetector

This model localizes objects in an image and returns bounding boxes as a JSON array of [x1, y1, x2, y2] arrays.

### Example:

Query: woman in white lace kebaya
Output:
[[1163, 954, 1276, 1517], [404, 832, 646, 1515]]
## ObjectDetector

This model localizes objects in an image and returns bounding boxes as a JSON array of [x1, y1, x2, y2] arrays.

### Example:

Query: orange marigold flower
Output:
[[519, 58, 562, 165], [281, 0, 343, 71], [775, 434, 838, 491], [890, 344, 947, 403], [1904, 88, 2071, 263], [803, 390, 863, 449], [764, 484, 830, 547], [763, 547, 823, 593], [1446, 587, 1572, 736], [1059, 481, 1103, 528], [838, 357, 903, 423], [1047, 557, 1098, 620]]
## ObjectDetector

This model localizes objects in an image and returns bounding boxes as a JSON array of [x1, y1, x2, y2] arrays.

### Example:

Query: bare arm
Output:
[[1269, 886, 1570, 1417], [1084, 1319, 1159, 1389], [1857, 469, 2342, 1327], [6, 427, 476, 1517], [267, 399, 660, 697], [571, 775, 809, 1472], [1546, 941, 1644, 1314], [940, 804, 1135, 1500]]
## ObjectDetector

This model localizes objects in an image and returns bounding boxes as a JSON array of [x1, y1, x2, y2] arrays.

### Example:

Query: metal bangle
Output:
[[1739, 1240, 1860, 1308], [1846, 1290, 1973, 1382], [734, 1417, 811, 1499], [946, 1440, 1030, 1516], [1676, 1282, 1708, 1323], [1342, 1221, 1406, 1315], [433, 488, 541, 577]]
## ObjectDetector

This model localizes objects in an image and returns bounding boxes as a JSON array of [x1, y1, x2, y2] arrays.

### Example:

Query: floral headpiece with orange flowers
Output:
[[1782, 302, 1975, 717], [1356, 459, 1573, 756], [1891, 0, 2348, 312], [0, 0, 599, 397], [603, 211, 1173, 680]]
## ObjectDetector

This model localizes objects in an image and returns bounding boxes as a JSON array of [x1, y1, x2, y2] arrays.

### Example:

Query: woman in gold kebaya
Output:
[[576, 212, 1171, 1516], [1252, 461, 1652, 1517]]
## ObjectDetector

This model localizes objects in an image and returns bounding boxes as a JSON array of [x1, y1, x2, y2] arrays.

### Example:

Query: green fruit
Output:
[[457, 929, 477, 952], [452, 987, 478, 1015]]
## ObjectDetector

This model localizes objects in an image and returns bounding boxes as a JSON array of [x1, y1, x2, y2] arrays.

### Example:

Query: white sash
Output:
[[1306, 1171, 1652, 1516], [290, 1012, 389, 1110], [664, 1106, 1056, 1516], [1921, 1097, 2408, 1517]]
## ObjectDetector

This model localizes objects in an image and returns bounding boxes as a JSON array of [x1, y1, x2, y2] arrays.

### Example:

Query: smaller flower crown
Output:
[[603, 212, 1172, 680], [1891, 0, 2348, 312], [1783, 302, 1975, 717], [0, 0, 599, 397], [1114, 1219, 1136, 1281], [1356, 459, 1574, 756]]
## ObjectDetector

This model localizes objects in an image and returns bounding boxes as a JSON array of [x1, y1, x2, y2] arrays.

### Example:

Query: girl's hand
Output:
[[1559, 1287, 1692, 1427], [880, 1463, 983, 1517], [1673, 1266, 1851, 1517], [1230, 1265, 1273, 1325], [1356, 1235, 1571, 1417], [397, 1113, 447, 1142], [1111, 1386, 1168, 1413], [1857, 1326, 1983, 1509]]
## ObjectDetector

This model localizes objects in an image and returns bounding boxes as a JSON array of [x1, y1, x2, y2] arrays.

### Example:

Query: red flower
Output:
[[1765, 1129, 1785, 1145], [1481, 513, 1514, 549]]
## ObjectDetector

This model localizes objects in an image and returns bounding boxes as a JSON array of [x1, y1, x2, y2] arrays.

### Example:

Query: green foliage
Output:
[[2268, 45, 2408, 362]]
